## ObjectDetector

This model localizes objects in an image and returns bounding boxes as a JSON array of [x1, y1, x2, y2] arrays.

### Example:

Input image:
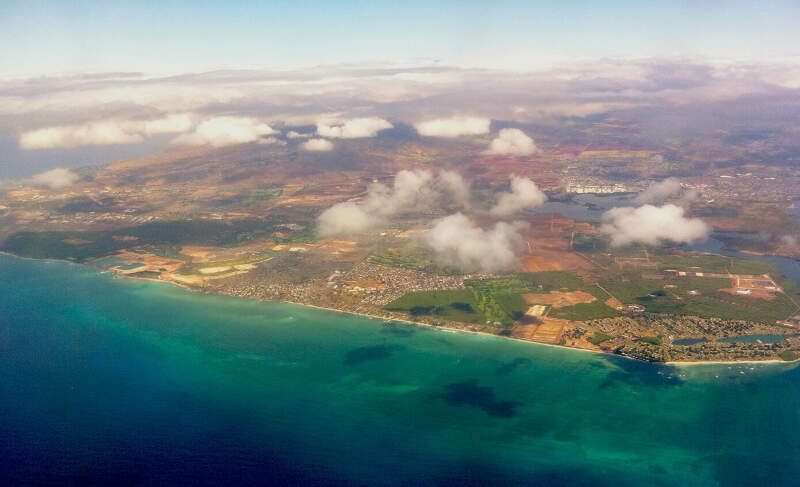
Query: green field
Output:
[[387, 271, 622, 328], [368, 249, 461, 275], [464, 272, 619, 322], [383, 286, 529, 332], [549, 300, 621, 321], [384, 290, 483, 324], [588, 331, 612, 345], [387, 254, 799, 327]]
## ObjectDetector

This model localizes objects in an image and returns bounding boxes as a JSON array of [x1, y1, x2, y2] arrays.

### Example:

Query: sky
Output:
[[2, 1, 800, 76], [2, 1, 800, 179]]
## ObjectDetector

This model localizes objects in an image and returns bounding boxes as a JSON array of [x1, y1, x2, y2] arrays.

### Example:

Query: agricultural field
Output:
[[598, 255, 799, 323], [385, 252, 799, 329]]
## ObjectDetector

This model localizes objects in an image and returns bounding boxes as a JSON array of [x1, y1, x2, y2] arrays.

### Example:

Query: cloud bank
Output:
[[600, 204, 710, 246], [172, 116, 276, 147], [490, 175, 547, 217], [414, 116, 490, 137], [484, 128, 538, 156], [422, 213, 527, 272], [316, 117, 393, 138], [19, 114, 193, 149], [317, 169, 470, 236], [633, 178, 683, 204], [29, 168, 80, 189], [302, 138, 334, 151]]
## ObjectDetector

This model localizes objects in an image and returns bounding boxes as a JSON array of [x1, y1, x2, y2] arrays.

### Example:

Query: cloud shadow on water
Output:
[[434, 380, 523, 418]]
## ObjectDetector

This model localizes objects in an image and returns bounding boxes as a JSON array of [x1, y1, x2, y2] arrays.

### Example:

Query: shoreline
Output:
[[279, 299, 607, 355], [2, 251, 798, 366], [667, 359, 791, 366]]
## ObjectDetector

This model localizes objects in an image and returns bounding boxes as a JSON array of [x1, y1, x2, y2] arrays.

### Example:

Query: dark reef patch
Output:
[[435, 380, 522, 418], [344, 344, 405, 365]]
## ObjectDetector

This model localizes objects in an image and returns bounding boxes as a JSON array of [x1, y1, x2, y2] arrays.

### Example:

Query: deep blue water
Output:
[[1, 254, 800, 486]]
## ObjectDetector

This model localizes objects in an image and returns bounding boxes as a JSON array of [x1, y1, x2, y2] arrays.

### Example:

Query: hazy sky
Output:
[[3, 0, 800, 76], [3, 1, 800, 180]]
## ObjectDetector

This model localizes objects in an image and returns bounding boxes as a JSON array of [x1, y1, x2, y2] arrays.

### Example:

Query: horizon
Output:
[[3, 1, 800, 77], [4, 1, 800, 178]]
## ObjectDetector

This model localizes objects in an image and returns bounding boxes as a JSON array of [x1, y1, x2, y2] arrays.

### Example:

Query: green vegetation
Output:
[[589, 331, 612, 345], [519, 271, 588, 291], [0, 219, 305, 263], [212, 185, 283, 207], [384, 290, 483, 324], [384, 287, 525, 331], [387, 271, 625, 327], [470, 290, 525, 325], [597, 255, 799, 323], [368, 249, 461, 275], [471, 290, 510, 324], [778, 350, 799, 361], [492, 292, 528, 321], [571, 234, 610, 252], [653, 254, 731, 273], [549, 301, 620, 321], [728, 258, 777, 276], [464, 277, 535, 294], [639, 335, 661, 346]]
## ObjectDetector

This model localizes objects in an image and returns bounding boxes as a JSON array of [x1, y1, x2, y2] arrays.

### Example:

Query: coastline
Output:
[[279, 299, 606, 355], [2, 251, 798, 366], [667, 359, 793, 366]]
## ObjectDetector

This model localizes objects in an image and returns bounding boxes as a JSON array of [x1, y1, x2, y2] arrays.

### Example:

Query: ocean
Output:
[[1, 253, 799, 486]]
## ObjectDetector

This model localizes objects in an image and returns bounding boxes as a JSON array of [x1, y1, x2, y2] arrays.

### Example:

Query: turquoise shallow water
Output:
[[1, 254, 799, 486]]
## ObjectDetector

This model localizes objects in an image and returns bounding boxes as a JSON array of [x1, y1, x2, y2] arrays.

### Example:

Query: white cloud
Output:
[[316, 117, 393, 138], [29, 168, 80, 189], [138, 113, 194, 135], [414, 116, 491, 137], [286, 130, 312, 139], [633, 178, 683, 204], [317, 169, 471, 237], [483, 128, 538, 156], [422, 213, 528, 272], [302, 138, 334, 151], [600, 204, 710, 247], [437, 170, 471, 209], [317, 202, 377, 236], [19, 114, 194, 149], [172, 116, 276, 147], [490, 175, 547, 217], [20, 124, 143, 149], [258, 136, 286, 146], [781, 235, 799, 247]]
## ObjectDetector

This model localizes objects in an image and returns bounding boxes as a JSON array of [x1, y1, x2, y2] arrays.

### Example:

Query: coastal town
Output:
[[2, 123, 800, 365]]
